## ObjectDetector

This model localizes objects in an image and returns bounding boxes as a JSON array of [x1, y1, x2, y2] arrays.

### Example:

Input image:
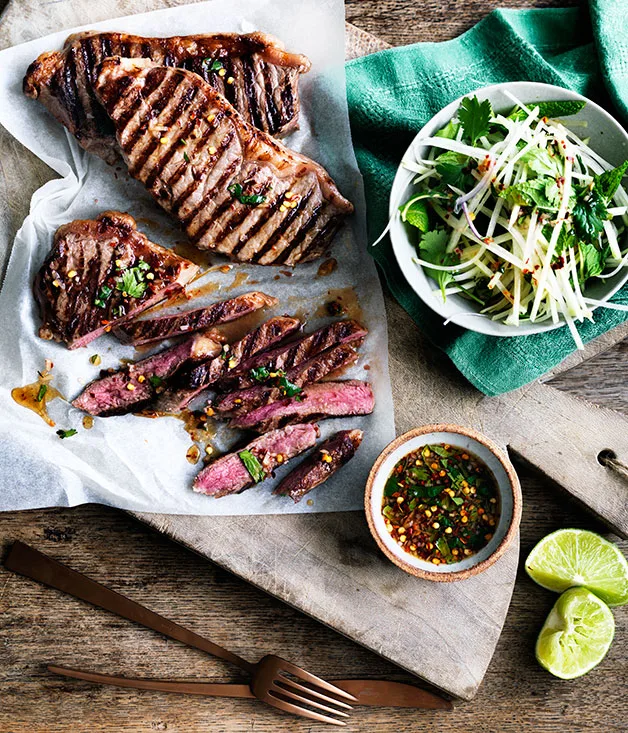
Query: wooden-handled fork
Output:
[[4, 541, 357, 726]]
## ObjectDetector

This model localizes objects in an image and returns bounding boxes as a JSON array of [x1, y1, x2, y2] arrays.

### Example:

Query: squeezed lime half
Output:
[[525, 529, 628, 606], [536, 587, 614, 679]]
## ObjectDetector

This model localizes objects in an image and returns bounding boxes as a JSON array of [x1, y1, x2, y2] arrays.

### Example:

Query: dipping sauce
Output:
[[381, 443, 500, 565]]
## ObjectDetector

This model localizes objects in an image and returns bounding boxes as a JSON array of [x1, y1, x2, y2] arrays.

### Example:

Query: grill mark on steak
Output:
[[221, 319, 367, 390], [274, 429, 363, 502], [230, 380, 375, 432], [115, 291, 277, 346], [34, 211, 198, 349], [93, 58, 353, 264], [213, 341, 360, 417], [23, 32, 311, 163], [72, 331, 222, 416], [193, 423, 320, 497]]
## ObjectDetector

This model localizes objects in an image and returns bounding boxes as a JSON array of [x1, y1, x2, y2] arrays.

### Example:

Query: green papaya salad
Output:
[[393, 92, 628, 347]]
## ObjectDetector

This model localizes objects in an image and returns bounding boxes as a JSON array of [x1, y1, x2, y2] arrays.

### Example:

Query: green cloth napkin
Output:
[[346, 1, 628, 396]]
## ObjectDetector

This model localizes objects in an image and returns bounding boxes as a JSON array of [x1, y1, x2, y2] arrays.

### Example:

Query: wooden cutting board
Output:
[[2, 0, 628, 702]]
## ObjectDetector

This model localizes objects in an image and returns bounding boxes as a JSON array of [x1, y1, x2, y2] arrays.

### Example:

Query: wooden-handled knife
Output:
[[47, 665, 453, 710]]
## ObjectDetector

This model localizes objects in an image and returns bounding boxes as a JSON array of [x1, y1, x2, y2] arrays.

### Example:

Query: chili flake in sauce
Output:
[[381, 443, 500, 565]]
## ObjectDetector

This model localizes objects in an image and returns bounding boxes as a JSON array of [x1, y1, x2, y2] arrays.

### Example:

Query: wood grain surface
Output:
[[1, 0, 628, 730]]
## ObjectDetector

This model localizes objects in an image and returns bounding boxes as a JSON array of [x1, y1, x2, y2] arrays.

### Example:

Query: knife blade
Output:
[[48, 665, 452, 710]]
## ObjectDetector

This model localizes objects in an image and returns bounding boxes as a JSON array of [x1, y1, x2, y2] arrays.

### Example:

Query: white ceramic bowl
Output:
[[364, 425, 522, 581], [388, 81, 628, 337]]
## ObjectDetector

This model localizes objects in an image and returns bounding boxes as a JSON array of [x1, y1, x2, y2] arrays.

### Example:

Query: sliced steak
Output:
[[213, 342, 359, 416], [230, 380, 374, 432], [155, 315, 302, 412], [274, 429, 363, 502], [115, 291, 277, 346], [220, 319, 367, 391], [34, 211, 198, 349], [72, 331, 222, 416], [193, 423, 319, 497], [24, 31, 311, 162], [93, 57, 353, 265]]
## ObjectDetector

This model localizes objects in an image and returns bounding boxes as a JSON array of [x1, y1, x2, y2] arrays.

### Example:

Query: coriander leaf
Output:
[[595, 160, 628, 202], [202, 58, 224, 73], [250, 366, 271, 382], [239, 449, 266, 483], [572, 184, 608, 245], [277, 376, 303, 399], [116, 266, 148, 299], [36, 384, 47, 402], [435, 120, 460, 140], [399, 197, 429, 232], [536, 100, 586, 119], [458, 95, 493, 145], [56, 428, 78, 439], [228, 182, 266, 206], [149, 375, 164, 388]]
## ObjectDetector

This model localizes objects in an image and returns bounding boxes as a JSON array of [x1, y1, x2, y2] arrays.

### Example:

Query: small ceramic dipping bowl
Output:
[[365, 424, 522, 582]]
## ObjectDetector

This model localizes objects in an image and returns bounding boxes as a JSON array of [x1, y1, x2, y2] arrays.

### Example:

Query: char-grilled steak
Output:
[[93, 57, 354, 265], [115, 290, 277, 346], [34, 211, 197, 349], [155, 315, 302, 412], [219, 319, 367, 391], [213, 342, 359, 416], [24, 31, 311, 163], [230, 380, 374, 432], [73, 331, 221, 416], [274, 429, 363, 502], [193, 423, 319, 497]]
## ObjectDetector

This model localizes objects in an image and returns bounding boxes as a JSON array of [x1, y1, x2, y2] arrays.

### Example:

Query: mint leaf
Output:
[[399, 197, 429, 232], [419, 229, 458, 299], [536, 100, 586, 119], [572, 184, 608, 245], [458, 96, 493, 145], [239, 449, 266, 483], [435, 151, 472, 188], [595, 160, 628, 202], [499, 179, 559, 210], [578, 242, 609, 282]]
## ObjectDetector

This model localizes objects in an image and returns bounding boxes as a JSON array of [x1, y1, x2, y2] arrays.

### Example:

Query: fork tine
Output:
[[277, 659, 357, 702], [267, 689, 348, 726], [272, 680, 351, 718], [275, 674, 353, 710]]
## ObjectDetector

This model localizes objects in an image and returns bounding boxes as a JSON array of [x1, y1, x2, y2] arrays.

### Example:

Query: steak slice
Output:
[[274, 429, 363, 502], [213, 342, 360, 417], [155, 316, 302, 412], [93, 57, 354, 265], [35, 211, 198, 349], [193, 423, 320, 497], [115, 291, 277, 346], [220, 319, 367, 391], [230, 380, 375, 432], [72, 331, 222, 416], [24, 31, 311, 163]]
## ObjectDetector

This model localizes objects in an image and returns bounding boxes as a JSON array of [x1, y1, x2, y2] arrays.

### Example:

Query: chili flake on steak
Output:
[[381, 443, 500, 565]]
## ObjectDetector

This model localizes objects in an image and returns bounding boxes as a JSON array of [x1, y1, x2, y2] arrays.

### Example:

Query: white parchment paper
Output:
[[0, 0, 394, 514]]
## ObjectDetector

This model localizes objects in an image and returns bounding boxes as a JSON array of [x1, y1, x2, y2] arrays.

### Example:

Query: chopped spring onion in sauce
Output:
[[382, 443, 500, 565]]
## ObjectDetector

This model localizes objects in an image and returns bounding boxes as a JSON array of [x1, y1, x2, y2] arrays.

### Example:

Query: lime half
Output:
[[525, 529, 628, 607], [536, 587, 614, 679]]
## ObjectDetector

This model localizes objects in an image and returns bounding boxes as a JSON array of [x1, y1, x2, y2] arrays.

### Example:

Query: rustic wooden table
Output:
[[2, 0, 628, 731]]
